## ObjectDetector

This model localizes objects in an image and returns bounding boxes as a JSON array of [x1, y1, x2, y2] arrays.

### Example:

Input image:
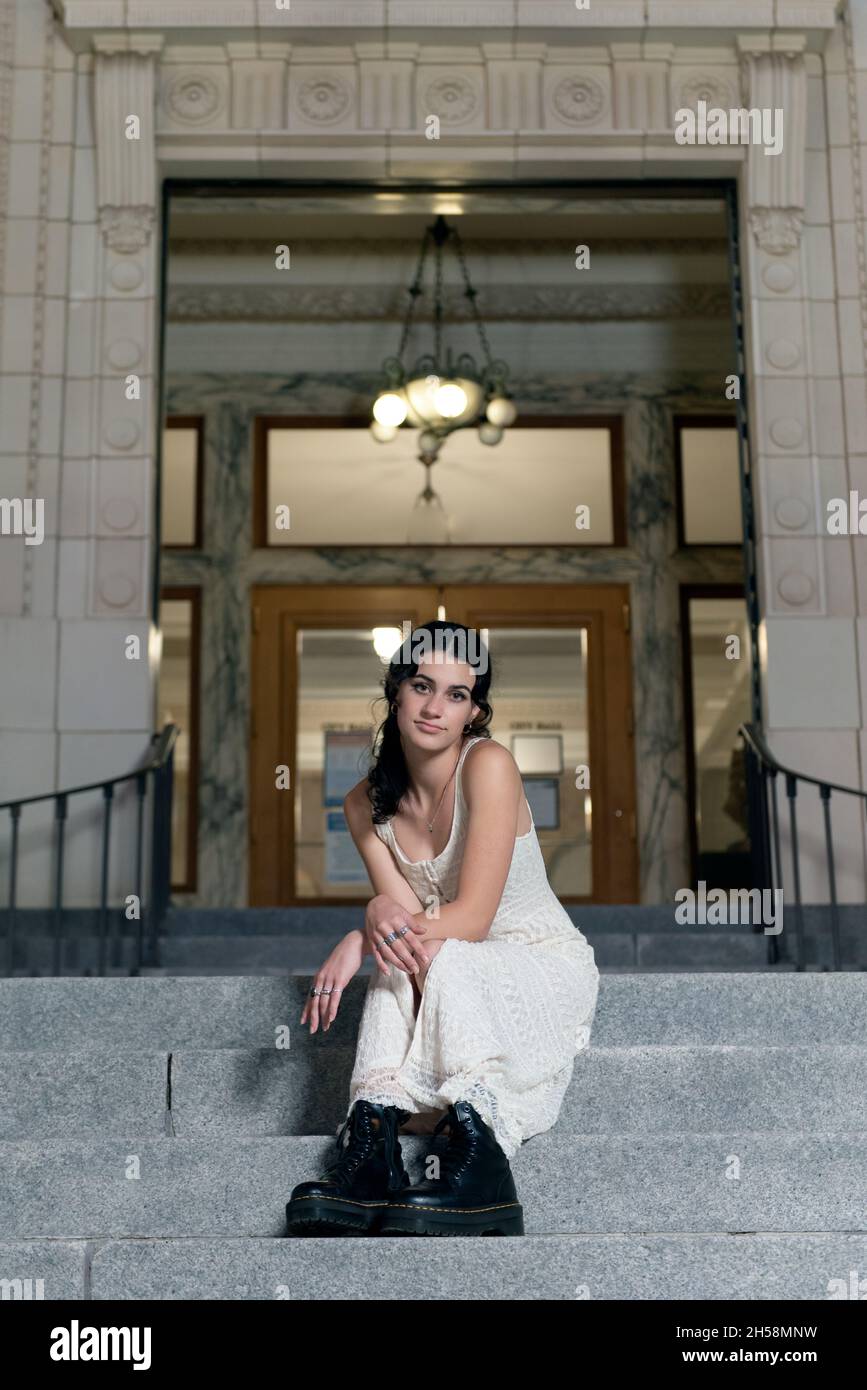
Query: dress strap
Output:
[[455, 735, 486, 806], [374, 817, 393, 846]]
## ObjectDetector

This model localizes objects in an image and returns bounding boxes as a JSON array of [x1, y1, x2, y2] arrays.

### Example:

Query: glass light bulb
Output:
[[486, 395, 517, 427], [432, 381, 467, 419], [369, 420, 398, 443], [406, 487, 453, 544], [372, 626, 404, 661], [373, 391, 408, 427], [478, 422, 503, 446]]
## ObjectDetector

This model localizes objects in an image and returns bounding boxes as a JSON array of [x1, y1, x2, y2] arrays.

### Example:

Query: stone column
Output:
[[831, 4, 867, 879], [0, 10, 164, 907], [738, 30, 866, 904]]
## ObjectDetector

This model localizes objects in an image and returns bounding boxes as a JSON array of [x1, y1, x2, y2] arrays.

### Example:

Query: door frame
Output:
[[249, 585, 439, 905], [249, 583, 638, 904]]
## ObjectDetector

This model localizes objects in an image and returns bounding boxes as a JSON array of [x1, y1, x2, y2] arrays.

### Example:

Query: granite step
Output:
[[2, 1044, 865, 1139], [0, 932, 783, 972], [13, 1234, 862, 1301], [2, 973, 866, 1049], [5, 932, 864, 972], [1, 1132, 866, 1240], [2, 903, 864, 973]]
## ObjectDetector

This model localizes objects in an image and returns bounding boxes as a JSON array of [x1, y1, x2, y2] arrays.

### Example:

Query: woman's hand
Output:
[[300, 930, 364, 1035], [364, 894, 430, 977]]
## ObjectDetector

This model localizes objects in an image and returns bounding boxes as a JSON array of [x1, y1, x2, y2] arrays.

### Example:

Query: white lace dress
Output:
[[345, 736, 600, 1159]]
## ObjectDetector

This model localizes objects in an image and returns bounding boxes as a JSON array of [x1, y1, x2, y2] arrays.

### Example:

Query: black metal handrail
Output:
[[739, 721, 867, 971], [1, 724, 179, 977]]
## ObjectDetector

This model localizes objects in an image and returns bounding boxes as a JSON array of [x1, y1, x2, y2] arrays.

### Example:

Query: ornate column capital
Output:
[[92, 36, 164, 252], [92, 32, 165, 58], [737, 33, 808, 254]]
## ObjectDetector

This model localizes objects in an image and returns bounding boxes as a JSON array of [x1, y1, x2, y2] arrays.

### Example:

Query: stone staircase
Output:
[[2, 904, 865, 975], [1, 971, 865, 1300]]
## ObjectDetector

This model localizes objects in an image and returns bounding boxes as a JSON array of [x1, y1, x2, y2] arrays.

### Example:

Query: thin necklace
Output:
[[411, 744, 463, 833]]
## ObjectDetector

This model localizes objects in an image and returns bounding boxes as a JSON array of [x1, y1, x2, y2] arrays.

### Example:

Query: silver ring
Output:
[[383, 931, 399, 945], [397, 925, 410, 936]]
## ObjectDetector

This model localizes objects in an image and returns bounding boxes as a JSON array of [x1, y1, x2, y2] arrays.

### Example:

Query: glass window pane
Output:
[[266, 427, 615, 546], [296, 629, 386, 899], [157, 597, 196, 888], [486, 627, 591, 898], [162, 425, 199, 546], [687, 596, 752, 881], [680, 426, 742, 544], [294, 624, 592, 898]]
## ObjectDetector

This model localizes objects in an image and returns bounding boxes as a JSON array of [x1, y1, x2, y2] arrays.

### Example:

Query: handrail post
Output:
[[819, 785, 841, 972], [743, 736, 770, 892], [766, 768, 784, 965], [148, 746, 174, 968], [6, 804, 21, 977], [52, 794, 68, 976], [785, 774, 806, 972], [98, 784, 114, 977], [133, 771, 147, 975]]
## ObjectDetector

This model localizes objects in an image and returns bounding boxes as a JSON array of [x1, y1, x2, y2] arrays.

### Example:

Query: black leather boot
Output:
[[284, 1101, 412, 1236], [379, 1099, 524, 1236]]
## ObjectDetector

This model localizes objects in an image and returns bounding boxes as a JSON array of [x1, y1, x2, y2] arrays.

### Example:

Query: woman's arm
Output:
[[343, 783, 427, 917], [408, 740, 524, 945], [343, 783, 431, 972]]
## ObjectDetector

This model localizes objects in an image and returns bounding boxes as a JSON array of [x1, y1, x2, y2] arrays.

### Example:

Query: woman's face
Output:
[[394, 657, 482, 749]]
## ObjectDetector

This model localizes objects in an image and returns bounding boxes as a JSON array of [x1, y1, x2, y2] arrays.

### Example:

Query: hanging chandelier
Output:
[[369, 214, 517, 541]]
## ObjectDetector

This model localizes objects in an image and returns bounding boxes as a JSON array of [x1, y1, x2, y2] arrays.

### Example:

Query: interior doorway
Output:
[[249, 584, 637, 904]]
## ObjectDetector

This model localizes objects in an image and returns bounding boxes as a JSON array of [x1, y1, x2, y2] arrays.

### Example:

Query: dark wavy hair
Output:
[[366, 620, 493, 823]]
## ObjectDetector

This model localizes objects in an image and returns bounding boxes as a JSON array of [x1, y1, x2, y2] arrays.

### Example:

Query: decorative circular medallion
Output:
[[101, 497, 139, 532], [769, 417, 805, 449], [106, 339, 141, 370], [296, 73, 352, 124], [104, 420, 140, 451], [776, 570, 815, 606], [164, 71, 222, 124], [552, 74, 607, 125], [422, 75, 479, 125], [98, 572, 137, 608], [676, 74, 737, 112], [762, 261, 796, 293], [774, 497, 810, 531], [110, 261, 144, 292], [765, 338, 801, 370]]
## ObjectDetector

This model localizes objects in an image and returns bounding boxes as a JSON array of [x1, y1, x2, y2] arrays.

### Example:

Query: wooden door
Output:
[[249, 585, 439, 904], [249, 583, 637, 904]]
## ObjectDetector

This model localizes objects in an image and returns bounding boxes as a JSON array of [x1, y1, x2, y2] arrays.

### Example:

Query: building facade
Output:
[[0, 0, 865, 913]]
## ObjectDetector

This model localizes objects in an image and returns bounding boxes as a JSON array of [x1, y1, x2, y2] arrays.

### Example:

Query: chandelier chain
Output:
[[452, 230, 496, 372], [434, 232, 445, 369], [396, 229, 432, 365]]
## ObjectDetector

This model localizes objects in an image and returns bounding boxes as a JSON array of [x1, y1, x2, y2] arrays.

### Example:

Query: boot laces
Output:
[[323, 1112, 376, 1181], [432, 1113, 478, 1180]]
